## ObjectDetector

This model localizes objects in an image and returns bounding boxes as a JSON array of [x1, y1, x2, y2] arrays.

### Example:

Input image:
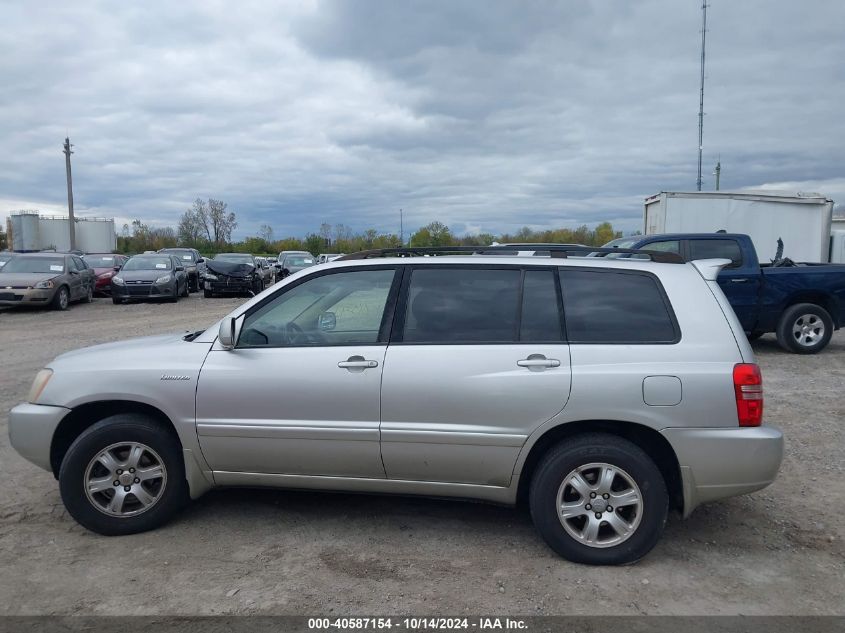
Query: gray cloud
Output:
[[1, 0, 843, 240]]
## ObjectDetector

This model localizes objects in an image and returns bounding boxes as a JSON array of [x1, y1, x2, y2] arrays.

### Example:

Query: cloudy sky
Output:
[[1, 0, 843, 239]]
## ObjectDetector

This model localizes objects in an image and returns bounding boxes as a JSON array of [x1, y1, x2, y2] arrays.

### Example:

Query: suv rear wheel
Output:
[[529, 433, 668, 565], [58, 414, 188, 535]]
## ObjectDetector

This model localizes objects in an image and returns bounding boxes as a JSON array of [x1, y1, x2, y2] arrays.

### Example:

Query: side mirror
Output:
[[218, 315, 244, 350], [113, 266, 121, 272], [196, 257, 204, 263], [318, 312, 337, 331], [176, 265, 185, 271]]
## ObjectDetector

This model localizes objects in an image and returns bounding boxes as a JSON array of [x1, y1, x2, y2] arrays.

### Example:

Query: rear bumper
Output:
[[661, 425, 783, 517], [8, 402, 71, 471]]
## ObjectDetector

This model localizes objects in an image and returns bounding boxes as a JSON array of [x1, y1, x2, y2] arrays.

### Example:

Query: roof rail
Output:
[[335, 245, 684, 264]]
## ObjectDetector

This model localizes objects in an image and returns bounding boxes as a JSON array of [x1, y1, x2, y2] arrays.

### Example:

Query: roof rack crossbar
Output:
[[336, 245, 684, 264]]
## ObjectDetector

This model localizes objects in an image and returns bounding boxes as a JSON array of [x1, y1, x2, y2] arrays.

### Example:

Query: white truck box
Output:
[[644, 191, 834, 263]]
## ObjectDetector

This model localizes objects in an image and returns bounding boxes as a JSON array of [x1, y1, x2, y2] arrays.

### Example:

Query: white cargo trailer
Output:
[[643, 191, 834, 263], [831, 230, 845, 264]]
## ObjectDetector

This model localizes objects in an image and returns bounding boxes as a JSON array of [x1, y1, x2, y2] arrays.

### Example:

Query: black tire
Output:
[[169, 285, 179, 303], [58, 414, 189, 535], [775, 303, 833, 354], [181, 279, 189, 297], [112, 296, 123, 305], [203, 288, 213, 298], [529, 433, 668, 565], [83, 284, 94, 303], [189, 275, 198, 293], [51, 286, 70, 311]]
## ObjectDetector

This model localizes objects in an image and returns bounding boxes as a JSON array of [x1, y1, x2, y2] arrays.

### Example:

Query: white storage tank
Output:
[[10, 212, 41, 251], [76, 217, 117, 253], [37, 216, 71, 251]]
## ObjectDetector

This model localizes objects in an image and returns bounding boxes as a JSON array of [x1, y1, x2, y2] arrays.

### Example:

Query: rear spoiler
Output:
[[691, 258, 732, 281]]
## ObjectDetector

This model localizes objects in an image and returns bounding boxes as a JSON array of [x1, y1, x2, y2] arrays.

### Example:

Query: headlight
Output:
[[34, 279, 55, 289], [112, 276, 125, 285], [204, 273, 218, 280], [27, 369, 53, 403], [155, 274, 172, 284]]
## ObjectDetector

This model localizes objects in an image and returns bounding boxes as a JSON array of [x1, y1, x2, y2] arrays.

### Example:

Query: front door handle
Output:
[[517, 354, 561, 370], [338, 355, 379, 371], [729, 278, 749, 283]]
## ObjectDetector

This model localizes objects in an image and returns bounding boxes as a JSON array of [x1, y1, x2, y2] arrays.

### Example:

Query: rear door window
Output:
[[688, 239, 742, 267], [559, 269, 679, 343], [402, 268, 521, 343]]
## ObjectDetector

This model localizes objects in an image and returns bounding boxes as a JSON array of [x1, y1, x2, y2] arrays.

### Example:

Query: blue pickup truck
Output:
[[604, 233, 845, 354]]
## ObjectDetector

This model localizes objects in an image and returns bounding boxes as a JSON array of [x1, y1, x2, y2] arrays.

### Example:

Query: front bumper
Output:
[[112, 281, 175, 300], [662, 425, 784, 517], [0, 287, 54, 306], [8, 402, 71, 471], [94, 277, 114, 294], [204, 278, 254, 294]]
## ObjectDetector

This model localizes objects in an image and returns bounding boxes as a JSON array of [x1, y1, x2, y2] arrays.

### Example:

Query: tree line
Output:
[[116, 198, 625, 255]]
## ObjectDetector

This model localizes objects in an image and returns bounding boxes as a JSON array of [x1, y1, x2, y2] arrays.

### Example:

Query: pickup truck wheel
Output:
[[529, 433, 668, 565], [58, 414, 188, 535], [776, 303, 833, 354]]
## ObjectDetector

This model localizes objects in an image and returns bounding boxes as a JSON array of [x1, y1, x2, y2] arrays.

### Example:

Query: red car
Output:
[[82, 253, 128, 295]]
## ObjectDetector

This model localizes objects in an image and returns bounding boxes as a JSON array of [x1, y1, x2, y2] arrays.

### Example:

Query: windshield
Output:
[[603, 237, 640, 249], [284, 256, 314, 266], [215, 254, 253, 263], [2, 257, 65, 274], [83, 255, 116, 267], [161, 250, 196, 262], [122, 256, 172, 271]]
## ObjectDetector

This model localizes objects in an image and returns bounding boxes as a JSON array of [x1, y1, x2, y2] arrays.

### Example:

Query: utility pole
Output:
[[400, 208, 404, 245], [63, 137, 76, 250], [714, 159, 721, 191], [696, 1, 708, 191]]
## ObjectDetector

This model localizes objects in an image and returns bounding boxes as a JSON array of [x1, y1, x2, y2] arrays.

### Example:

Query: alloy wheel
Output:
[[556, 462, 643, 548], [84, 442, 167, 517]]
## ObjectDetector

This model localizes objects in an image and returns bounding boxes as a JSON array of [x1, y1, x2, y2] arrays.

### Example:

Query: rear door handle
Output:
[[517, 355, 561, 369], [729, 278, 749, 283], [338, 355, 378, 370]]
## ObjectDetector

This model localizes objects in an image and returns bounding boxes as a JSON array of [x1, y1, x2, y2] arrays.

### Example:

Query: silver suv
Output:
[[8, 247, 783, 564]]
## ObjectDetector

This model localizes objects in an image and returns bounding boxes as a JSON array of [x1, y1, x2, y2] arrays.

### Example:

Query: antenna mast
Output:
[[696, 1, 708, 191]]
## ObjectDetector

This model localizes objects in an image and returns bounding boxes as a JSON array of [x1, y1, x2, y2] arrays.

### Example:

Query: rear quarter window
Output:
[[559, 269, 680, 344], [688, 239, 742, 267]]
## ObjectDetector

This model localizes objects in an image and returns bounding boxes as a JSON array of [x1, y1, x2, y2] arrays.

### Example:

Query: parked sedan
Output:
[[158, 248, 204, 293], [0, 252, 95, 310], [204, 253, 263, 297], [111, 254, 188, 304], [82, 253, 129, 295], [254, 257, 275, 286], [279, 253, 315, 279]]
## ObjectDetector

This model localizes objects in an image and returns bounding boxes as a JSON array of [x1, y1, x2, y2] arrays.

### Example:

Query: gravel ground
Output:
[[0, 294, 843, 616]]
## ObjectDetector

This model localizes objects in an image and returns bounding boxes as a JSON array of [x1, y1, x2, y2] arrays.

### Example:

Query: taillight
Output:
[[733, 363, 763, 427]]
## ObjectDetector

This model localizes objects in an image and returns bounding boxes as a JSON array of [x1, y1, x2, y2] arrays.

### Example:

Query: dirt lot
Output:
[[0, 294, 843, 616]]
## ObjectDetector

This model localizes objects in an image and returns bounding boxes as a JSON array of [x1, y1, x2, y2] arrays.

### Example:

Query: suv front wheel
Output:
[[58, 414, 188, 535], [529, 433, 668, 565]]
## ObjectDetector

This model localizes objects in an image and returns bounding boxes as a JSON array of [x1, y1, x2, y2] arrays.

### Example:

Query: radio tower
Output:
[[696, 1, 708, 191]]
